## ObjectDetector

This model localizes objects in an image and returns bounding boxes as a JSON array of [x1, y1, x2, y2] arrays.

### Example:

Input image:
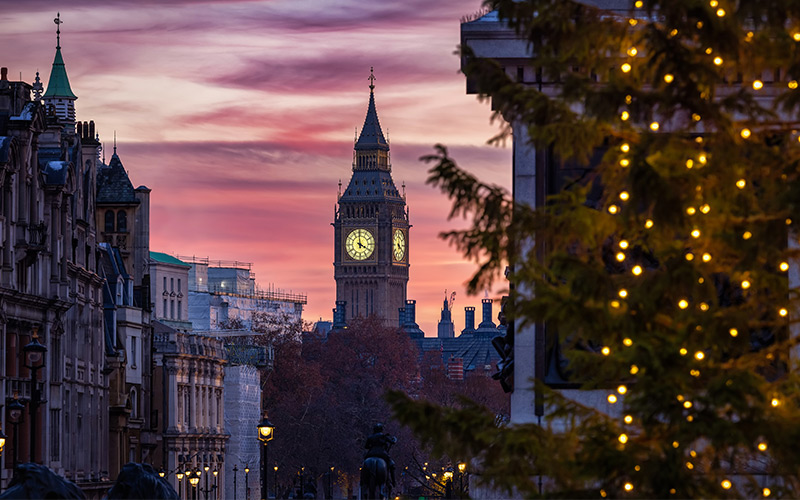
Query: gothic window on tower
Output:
[[117, 210, 127, 232], [104, 210, 114, 232]]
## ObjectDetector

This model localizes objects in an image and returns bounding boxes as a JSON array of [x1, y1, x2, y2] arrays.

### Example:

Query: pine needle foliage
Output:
[[390, 0, 800, 497]]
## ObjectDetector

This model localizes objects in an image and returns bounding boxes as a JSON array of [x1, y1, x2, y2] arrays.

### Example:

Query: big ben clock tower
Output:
[[333, 70, 410, 326]]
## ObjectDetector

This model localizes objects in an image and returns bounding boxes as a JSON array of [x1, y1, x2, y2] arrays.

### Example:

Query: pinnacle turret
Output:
[[43, 13, 77, 126]]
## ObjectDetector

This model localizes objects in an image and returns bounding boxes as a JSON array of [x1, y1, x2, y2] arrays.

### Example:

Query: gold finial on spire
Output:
[[113, 130, 117, 155], [54, 13, 62, 49], [368, 66, 376, 92]]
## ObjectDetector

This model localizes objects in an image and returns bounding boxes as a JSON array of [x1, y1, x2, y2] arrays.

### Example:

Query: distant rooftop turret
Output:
[[461, 306, 476, 336], [43, 13, 77, 128]]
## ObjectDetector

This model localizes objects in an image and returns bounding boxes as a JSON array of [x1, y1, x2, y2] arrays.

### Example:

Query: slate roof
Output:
[[355, 88, 389, 152], [43, 47, 77, 99], [338, 169, 404, 203], [97, 153, 139, 204], [415, 331, 503, 373], [150, 251, 191, 268]]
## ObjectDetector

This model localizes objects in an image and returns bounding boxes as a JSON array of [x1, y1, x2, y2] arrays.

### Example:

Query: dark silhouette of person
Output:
[[364, 423, 397, 486]]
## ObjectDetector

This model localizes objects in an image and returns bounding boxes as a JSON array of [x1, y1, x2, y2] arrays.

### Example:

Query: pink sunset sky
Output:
[[0, 0, 512, 335]]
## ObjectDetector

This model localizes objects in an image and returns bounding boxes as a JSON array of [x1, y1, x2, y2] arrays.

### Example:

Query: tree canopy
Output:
[[390, 0, 800, 498]]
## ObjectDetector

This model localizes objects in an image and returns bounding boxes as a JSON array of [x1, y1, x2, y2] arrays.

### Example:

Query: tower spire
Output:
[[113, 131, 117, 155], [368, 66, 376, 92], [44, 12, 77, 128]]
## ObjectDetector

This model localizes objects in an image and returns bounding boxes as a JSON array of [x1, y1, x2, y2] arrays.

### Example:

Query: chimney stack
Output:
[[464, 306, 475, 332], [0, 68, 7, 81]]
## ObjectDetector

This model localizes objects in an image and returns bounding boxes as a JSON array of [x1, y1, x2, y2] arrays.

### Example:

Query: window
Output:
[[163, 276, 167, 291], [50, 409, 60, 462], [130, 388, 138, 418], [131, 336, 137, 369], [104, 210, 114, 232], [170, 278, 174, 292], [117, 210, 127, 232], [163, 299, 167, 317], [177, 278, 181, 293], [178, 301, 182, 320], [170, 300, 174, 319]]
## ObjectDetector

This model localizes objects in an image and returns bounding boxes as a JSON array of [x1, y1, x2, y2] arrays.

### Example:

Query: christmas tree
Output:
[[390, 0, 800, 497]]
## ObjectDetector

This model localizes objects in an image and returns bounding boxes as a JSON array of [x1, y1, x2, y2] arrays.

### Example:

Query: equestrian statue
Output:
[[360, 423, 397, 500]]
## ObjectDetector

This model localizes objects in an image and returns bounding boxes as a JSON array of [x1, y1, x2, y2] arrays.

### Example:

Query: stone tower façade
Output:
[[333, 74, 409, 326]]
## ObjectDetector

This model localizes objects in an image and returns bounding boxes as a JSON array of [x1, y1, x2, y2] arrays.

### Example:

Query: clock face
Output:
[[346, 228, 375, 260], [393, 229, 405, 261]]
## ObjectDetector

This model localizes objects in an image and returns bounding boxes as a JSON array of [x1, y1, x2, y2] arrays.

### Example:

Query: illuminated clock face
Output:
[[346, 228, 375, 260], [393, 229, 405, 261]]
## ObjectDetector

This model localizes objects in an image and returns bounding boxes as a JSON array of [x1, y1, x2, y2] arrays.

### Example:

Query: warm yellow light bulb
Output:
[[621, 63, 632, 73], [608, 394, 618, 403], [621, 143, 630, 152], [758, 442, 768, 451], [721, 480, 732, 490], [764, 487, 772, 497], [628, 47, 638, 56], [621, 111, 630, 121], [629, 18, 638, 26], [679, 348, 688, 355], [623, 337, 633, 346], [771, 398, 780, 407], [620, 158, 630, 167], [753, 80, 763, 90], [602, 346, 611, 356], [624, 414, 633, 424], [702, 253, 711, 262], [741, 280, 750, 289], [695, 351, 705, 360], [736, 179, 746, 189], [705, 47, 713, 54], [620, 191, 630, 201], [664, 73, 674, 83], [790, 80, 799, 89], [672, 441, 680, 448], [609, 205, 619, 214], [618, 385, 627, 394], [625, 94, 632, 104], [616, 252, 626, 262], [700, 204, 710, 214], [619, 289, 628, 298], [650, 121, 660, 131], [690, 369, 700, 377], [686, 461, 694, 470], [729, 328, 738, 337], [645, 219, 654, 228], [743, 231, 752, 240], [780, 261, 789, 271], [686, 207, 696, 215], [683, 401, 692, 408], [624, 483, 633, 492], [679, 299, 689, 309], [692, 113, 701, 122], [779, 308, 788, 317], [714, 56, 723, 66], [670, 28, 678, 37], [635, 0, 643, 6], [716, 8, 725, 16], [685, 159, 694, 168], [619, 240, 629, 249], [698, 154, 707, 163], [699, 302, 709, 311], [787, 218, 793, 225], [632, 266, 642, 276], [691, 229, 701, 238], [709, 0, 718, 6], [741, 128, 751, 139], [794, 33, 800, 42], [685, 253, 694, 261]]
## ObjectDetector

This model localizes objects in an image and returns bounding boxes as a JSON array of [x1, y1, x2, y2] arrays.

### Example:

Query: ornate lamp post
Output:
[[257, 413, 275, 500], [177, 470, 185, 500], [457, 462, 467, 496], [8, 394, 24, 473], [244, 466, 250, 500], [213, 467, 219, 500], [233, 465, 238, 500], [273, 466, 278, 498], [203, 464, 210, 500], [159, 467, 166, 478], [22, 328, 46, 463], [189, 469, 200, 500]]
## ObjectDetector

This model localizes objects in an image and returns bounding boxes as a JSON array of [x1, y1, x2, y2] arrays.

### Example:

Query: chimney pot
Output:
[[89, 120, 95, 139], [0, 68, 7, 81]]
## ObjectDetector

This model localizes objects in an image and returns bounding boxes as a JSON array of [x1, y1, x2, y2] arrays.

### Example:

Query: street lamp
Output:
[[159, 467, 166, 478], [203, 464, 210, 500], [257, 413, 275, 500], [244, 466, 250, 500], [233, 465, 238, 500], [274, 466, 278, 499], [8, 393, 24, 473], [177, 470, 185, 500], [457, 462, 467, 495], [189, 469, 200, 500], [213, 467, 219, 500], [22, 328, 46, 463]]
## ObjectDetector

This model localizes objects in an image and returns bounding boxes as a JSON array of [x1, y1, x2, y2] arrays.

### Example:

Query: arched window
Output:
[[129, 387, 138, 418], [117, 210, 127, 232], [104, 210, 114, 232]]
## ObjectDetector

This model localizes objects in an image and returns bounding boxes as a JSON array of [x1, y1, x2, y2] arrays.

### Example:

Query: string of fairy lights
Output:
[[583, 0, 800, 496]]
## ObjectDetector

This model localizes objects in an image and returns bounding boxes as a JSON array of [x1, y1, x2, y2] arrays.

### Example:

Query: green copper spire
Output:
[[43, 13, 77, 99]]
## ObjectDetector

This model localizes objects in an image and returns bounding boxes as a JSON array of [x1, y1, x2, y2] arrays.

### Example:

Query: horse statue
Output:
[[0, 463, 85, 499], [106, 462, 178, 500], [360, 456, 390, 500]]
